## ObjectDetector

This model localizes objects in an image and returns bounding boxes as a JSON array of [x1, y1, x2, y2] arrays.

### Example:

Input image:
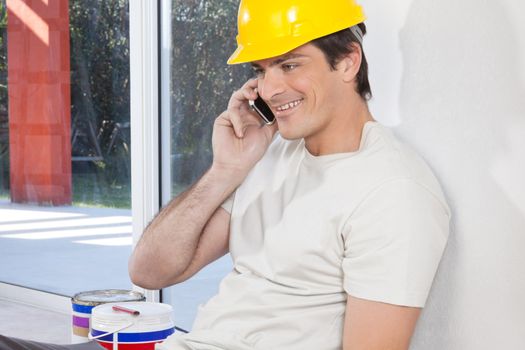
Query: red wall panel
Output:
[[7, 0, 72, 205]]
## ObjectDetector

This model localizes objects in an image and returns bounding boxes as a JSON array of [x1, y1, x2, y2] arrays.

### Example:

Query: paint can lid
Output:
[[72, 289, 145, 306], [92, 302, 174, 333]]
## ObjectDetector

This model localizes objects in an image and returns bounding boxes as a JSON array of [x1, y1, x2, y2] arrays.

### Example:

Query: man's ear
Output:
[[340, 43, 362, 83]]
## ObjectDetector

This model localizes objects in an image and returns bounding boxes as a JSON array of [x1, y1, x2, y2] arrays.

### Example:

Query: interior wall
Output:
[[361, 0, 525, 348]]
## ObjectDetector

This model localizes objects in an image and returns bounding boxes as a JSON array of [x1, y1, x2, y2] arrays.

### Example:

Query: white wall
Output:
[[361, 0, 525, 348]]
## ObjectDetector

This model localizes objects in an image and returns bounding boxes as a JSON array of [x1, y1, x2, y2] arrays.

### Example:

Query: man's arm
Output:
[[128, 78, 277, 290], [128, 168, 236, 290], [343, 295, 421, 350]]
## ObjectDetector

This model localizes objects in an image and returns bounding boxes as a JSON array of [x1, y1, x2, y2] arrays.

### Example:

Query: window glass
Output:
[[0, 0, 132, 297], [162, 0, 252, 330]]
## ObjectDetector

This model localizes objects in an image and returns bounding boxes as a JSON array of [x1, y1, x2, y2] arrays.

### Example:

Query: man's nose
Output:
[[258, 71, 285, 103]]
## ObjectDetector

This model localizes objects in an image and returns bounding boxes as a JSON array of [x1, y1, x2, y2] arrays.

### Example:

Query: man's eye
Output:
[[253, 69, 264, 77], [282, 63, 298, 71]]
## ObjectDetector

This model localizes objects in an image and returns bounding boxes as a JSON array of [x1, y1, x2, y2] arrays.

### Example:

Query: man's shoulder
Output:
[[357, 123, 449, 211], [360, 124, 429, 177]]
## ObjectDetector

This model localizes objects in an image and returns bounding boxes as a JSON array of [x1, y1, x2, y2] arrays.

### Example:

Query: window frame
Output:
[[129, 0, 162, 302]]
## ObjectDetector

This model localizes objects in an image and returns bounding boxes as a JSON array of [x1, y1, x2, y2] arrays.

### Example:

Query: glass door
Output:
[[0, 0, 132, 297], [159, 0, 252, 330]]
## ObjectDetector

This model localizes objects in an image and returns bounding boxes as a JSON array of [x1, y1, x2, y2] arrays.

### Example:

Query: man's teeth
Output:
[[276, 100, 301, 111]]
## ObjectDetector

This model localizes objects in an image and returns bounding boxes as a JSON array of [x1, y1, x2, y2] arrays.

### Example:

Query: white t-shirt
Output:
[[160, 121, 450, 350]]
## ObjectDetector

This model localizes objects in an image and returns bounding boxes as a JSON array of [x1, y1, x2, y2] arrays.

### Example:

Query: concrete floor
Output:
[[0, 299, 70, 344], [0, 199, 233, 331], [0, 199, 133, 296]]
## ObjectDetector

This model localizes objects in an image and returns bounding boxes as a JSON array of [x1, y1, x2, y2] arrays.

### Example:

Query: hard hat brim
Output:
[[227, 36, 309, 65]]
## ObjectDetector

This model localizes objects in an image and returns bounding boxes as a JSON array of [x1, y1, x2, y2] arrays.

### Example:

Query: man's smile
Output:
[[274, 99, 303, 112]]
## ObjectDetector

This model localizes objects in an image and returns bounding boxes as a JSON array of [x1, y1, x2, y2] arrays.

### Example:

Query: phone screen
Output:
[[249, 95, 275, 125]]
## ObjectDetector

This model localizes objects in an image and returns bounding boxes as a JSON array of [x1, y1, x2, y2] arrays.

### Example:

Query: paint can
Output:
[[90, 302, 175, 350], [71, 289, 145, 343]]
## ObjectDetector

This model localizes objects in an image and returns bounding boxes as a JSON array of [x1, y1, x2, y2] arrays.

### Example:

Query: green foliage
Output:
[[170, 0, 252, 190], [69, 0, 130, 185], [72, 173, 130, 209], [70, 0, 129, 124]]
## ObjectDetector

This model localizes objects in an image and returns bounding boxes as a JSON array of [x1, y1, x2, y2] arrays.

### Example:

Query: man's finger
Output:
[[228, 79, 258, 109]]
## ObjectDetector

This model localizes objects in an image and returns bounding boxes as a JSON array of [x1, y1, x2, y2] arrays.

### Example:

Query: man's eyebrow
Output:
[[251, 53, 306, 69]]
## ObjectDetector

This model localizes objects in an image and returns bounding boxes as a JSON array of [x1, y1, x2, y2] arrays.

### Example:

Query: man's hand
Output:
[[212, 79, 278, 179], [343, 295, 421, 350], [129, 80, 278, 290]]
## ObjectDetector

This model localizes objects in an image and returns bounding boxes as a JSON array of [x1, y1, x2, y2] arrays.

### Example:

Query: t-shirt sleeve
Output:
[[341, 179, 450, 307], [220, 191, 236, 214]]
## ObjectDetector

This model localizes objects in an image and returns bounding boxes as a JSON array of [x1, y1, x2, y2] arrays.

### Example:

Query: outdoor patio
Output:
[[0, 199, 133, 296], [0, 198, 232, 333]]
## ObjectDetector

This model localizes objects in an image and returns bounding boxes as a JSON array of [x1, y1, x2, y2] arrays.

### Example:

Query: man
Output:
[[0, 1, 449, 349], [129, 1, 450, 349]]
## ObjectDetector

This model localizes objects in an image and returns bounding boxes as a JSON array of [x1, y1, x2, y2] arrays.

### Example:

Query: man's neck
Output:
[[304, 98, 375, 156]]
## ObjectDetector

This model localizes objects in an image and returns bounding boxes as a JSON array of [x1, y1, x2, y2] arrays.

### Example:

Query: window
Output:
[[0, 0, 132, 297], [160, 0, 252, 330]]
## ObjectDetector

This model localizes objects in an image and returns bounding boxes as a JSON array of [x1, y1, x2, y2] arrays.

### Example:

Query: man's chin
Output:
[[276, 129, 303, 141]]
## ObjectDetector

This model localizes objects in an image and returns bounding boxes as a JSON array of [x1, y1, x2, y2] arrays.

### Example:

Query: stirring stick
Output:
[[112, 305, 140, 316]]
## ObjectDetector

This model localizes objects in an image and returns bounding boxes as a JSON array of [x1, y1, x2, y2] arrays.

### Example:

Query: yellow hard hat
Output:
[[227, 0, 366, 65]]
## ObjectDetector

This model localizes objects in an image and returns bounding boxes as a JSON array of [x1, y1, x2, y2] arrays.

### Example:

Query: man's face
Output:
[[251, 43, 348, 141]]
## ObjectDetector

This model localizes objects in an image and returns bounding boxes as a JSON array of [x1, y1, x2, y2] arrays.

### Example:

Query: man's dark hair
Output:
[[311, 23, 372, 101]]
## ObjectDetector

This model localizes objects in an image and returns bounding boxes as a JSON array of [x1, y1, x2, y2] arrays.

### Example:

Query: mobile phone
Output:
[[249, 95, 275, 125]]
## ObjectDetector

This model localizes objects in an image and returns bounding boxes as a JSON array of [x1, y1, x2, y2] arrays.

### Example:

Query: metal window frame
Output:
[[0, 282, 71, 314], [129, 0, 161, 302], [159, 0, 172, 207]]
